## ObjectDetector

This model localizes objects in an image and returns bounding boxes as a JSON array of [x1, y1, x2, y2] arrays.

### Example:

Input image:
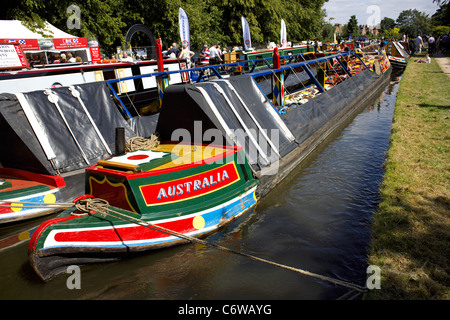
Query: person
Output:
[[67, 52, 76, 63], [428, 34, 436, 55], [415, 54, 430, 63], [178, 43, 194, 67], [314, 39, 318, 53], [75, 56, 83, 63], [30, 54, 41, 67], [199, 44, 210, 65], [217, 44, 223, 61], [121, 52, 133, 62], [166, 43, 180, 59], [415, 34, 423, 54], [52, 54, 60, 64], [209, 44, 222, 65]]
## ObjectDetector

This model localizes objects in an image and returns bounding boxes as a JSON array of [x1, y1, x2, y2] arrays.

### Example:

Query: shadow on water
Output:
[[0, 71, 402, 300]]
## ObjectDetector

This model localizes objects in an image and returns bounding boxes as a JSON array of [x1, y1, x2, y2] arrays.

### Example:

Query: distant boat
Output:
[[0, 168, 65, 224], [386, 41, 410, 69]]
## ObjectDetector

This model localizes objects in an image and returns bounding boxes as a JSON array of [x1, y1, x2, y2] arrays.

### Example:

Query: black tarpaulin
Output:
[[281, 69, 378, 144], [155, 75, 297, 170], [0, 82, 136, 175]]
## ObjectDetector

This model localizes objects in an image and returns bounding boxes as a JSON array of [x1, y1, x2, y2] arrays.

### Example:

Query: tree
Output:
[[396, 9, 434, 37], [2, 0, 330, 54], [346, 15, 359, 39], [380, 17, 396, 34], [432, 2, 450, 27]]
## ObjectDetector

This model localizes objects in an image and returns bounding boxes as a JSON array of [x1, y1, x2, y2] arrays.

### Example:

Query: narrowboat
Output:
[[0, 168, 65, 224], [28, 143, 258, 281], [385, 41, 410, 69]]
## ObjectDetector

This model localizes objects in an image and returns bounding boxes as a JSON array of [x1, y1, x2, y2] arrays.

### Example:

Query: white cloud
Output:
[[323, 0, 440, 25]]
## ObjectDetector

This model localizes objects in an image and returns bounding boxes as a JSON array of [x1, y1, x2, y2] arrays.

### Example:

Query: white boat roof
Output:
[[0, 20, 76, 39]]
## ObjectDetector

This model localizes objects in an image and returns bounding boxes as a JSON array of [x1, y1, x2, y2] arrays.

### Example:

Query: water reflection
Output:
[[0, 74, 400, 300]]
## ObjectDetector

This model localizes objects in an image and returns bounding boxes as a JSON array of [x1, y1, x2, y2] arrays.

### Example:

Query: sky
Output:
[[323, 0, 441, 26]]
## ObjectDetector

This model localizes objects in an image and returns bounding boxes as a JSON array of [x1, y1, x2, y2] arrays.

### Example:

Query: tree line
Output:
[[1, 0, 328, 55], [320, 1, 449, 42]]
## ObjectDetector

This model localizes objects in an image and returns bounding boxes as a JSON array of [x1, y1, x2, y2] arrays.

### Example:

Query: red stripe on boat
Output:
[[53, 216, 196, 243], [28, 216, 78, 251]]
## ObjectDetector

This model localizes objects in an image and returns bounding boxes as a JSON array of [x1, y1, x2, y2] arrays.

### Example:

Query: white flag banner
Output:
[[179, 7, 191, 50], [280, 19, 287, 47], [241, 16, 252, 51]]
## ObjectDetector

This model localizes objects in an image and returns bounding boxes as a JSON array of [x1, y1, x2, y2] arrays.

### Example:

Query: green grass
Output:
[[365, 53, 450, 300]]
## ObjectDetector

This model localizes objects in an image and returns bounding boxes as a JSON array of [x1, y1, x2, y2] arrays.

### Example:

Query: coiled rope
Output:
[[75, 197, 367, 293], [125, 134, 160, 151]]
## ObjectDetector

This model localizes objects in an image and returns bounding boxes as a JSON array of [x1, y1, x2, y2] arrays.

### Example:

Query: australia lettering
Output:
[[157, 169, 230, 199]]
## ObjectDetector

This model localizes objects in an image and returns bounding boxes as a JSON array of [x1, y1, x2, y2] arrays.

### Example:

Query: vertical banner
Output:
[[280, 19, 287, 47], [179, 7, 191, 51], [241, 16, 252, 51], [89, 46, 101, 64]]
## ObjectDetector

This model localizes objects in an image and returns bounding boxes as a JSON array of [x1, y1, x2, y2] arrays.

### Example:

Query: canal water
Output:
[[0, 72, 400, 300]]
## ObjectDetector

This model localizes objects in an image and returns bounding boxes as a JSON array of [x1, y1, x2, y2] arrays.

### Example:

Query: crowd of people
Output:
[[51, 52, 83, 64], [163, 42, 227, 67], [412, 33, 449, 56]]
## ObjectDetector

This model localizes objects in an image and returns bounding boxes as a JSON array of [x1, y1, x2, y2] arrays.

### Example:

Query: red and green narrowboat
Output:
[[28, 143, 258, 281], [0, 168, 65, 224]]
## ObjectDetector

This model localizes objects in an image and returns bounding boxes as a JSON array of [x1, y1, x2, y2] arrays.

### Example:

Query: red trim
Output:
[[28, 215, 78, 252], [53, 216, 197, 243], [0, 168, 65, 188]]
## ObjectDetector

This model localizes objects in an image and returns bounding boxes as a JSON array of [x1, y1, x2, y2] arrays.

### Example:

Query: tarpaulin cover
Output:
[[281, 69, 378, 145], [156, 75, 296, 170], [127, 113, 159, 138], [0, 82, 136, 175], [156, 68, 380, 173], [392, 41, 410, 59]]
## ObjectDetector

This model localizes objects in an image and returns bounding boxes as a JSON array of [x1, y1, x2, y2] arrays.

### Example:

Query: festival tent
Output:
[[0, 20, 97, 64]]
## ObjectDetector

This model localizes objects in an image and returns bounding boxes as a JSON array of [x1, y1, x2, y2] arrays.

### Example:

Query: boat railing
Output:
[[104, 50, 368, 118]]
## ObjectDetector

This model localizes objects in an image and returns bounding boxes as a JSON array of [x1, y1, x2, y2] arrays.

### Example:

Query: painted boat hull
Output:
[[28, 145, 258, 281], [0, 168, 66, 224], [388, 55, 407, 69]]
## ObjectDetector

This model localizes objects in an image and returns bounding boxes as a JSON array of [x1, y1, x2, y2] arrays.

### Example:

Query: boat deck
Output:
[[94, 144, 237, 176]]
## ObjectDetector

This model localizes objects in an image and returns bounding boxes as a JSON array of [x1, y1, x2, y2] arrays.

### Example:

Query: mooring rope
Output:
[[125, 135, 160, 152], [75, 198, 367, 293]]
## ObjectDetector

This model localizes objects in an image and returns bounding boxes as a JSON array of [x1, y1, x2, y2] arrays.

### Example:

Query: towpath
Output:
[[434, 52, 450, 78]]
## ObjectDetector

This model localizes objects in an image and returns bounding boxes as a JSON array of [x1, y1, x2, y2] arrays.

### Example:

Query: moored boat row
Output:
[[1, 37, 391, 281]]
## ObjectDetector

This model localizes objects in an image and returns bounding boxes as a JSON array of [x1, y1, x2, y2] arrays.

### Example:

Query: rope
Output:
[[125, 134, 160, 151], [77, 197, 367, 293]]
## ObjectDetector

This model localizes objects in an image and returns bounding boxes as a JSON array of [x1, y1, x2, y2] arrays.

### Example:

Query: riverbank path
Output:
[[434, 52, 450, 78]]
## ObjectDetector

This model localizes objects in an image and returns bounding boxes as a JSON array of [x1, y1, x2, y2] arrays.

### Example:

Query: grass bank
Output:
[[365, 53, 450, 300]]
